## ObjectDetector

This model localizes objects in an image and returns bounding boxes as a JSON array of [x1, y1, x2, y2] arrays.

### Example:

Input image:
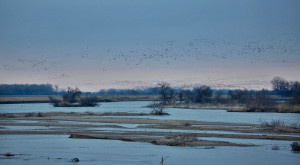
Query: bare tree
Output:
[[228, 89, 253, 104], [149, 101, 167, 115], [290, 81, 300, 104], [250, 89, 275, 110], [193, 85, 212, 103], [158, 82, 174, 104], [215, 90, 223, 102], [183, 89, 193, 103], [62, 87, 82, 103], [178, 90, 184, 103], [271, 77, 290, 97]]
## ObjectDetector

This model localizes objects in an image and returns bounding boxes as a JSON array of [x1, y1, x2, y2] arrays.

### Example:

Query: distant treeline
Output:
[[0, 84, 58, 95], [0, 84, 228, 96], [0, 84, 280, 97], [95, 88, 160, 96], [94, 88, 231, 96], [0, 84, 161, 96], [0, 77, 298, 104]]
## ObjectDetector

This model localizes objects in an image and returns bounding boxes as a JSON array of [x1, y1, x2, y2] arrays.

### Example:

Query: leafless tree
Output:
[[271, 77, 290, 97], [290, 81, 300, 104], [158, 82, 174, 104], [62, 87, 81, 103], [149, 101, 166, 115], [193, 85, 212, 103], [178, 90, 184, 103]]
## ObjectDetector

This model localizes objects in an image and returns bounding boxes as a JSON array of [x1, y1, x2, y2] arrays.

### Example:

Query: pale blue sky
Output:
[[1, 0, 300, 91]]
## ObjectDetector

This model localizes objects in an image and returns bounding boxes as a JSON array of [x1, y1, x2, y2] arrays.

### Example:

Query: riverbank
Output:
[[163, 103, 300, 113]]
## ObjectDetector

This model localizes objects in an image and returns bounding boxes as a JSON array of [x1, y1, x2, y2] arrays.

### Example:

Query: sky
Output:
[[1, 0, 300, 91]]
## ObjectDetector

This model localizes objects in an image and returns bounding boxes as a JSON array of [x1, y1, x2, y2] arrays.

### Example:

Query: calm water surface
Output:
[[0, 101, 299, 124], [0, 135, 299, 165], [0, 102, 300, 164]]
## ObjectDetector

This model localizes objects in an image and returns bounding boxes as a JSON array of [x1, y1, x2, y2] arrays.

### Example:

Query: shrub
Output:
[[149, 102, 167, 115], [80, 96, 99, 107], [71, 158, 80, 162], [25, 113, 35, 117], [4, 152, 15, 157], [290, 142, 300, 151], [63, 87, 81, 103], [37, 113, 43, 117], [165, 135, 197, 146], [183, 122, 191, 127]]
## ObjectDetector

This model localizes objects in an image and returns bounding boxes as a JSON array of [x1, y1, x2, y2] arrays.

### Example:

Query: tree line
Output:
[[1, 77, 299, 106], [0, 84, 58, 95], [156, 77, 300, 107]]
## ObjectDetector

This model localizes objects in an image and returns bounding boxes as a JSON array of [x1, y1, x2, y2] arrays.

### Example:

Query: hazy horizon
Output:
[[1, 0, 300, 92]]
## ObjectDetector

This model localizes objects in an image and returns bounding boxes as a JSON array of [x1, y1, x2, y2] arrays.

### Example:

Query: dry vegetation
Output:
[[258, 119, 300, 133]]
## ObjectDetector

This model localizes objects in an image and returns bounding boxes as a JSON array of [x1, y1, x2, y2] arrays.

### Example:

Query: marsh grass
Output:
[[183, 122, 192, 127], [0, 114, 16, 118], [277, 104, 300, 113], [25, 113, 35, 117], [165, 135, 197, 146], [259, 119, 300, 132]]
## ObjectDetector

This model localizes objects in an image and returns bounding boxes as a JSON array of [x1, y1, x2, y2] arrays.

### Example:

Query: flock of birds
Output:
[[104, 36, 300, 67], [1, 35, 299, 89]]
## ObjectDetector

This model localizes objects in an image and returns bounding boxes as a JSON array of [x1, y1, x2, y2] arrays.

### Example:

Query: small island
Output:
[[49, 87, 99, 107]]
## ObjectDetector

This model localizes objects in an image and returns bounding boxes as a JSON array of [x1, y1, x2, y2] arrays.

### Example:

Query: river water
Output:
[[1, 101, 299, 124], [0, 101, 300, 164]]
